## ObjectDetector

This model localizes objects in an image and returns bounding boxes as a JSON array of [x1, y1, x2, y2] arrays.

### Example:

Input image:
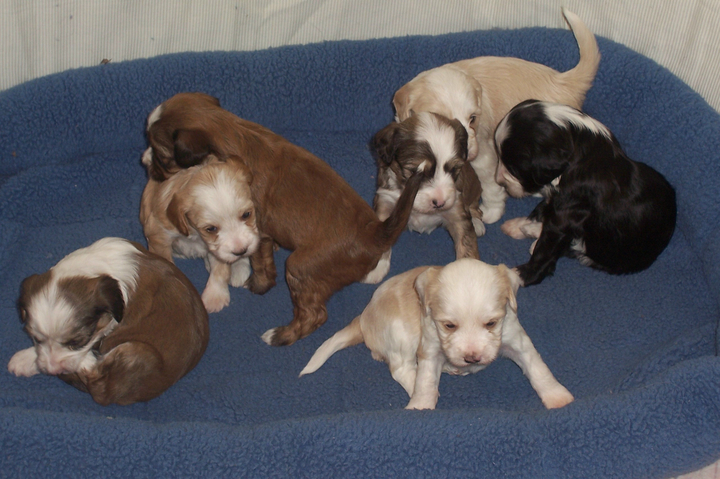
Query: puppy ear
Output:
[[497, 264, 520, 313], [414, 267, 441, 315], [167, 194, 191, 236], [17, 272, 50, 323], [93, 275, 125, 323], [173, 129, 213, 168], [457, 162, 483, 207], [392, 84, 412, 121], [372, 122, 405, 165]]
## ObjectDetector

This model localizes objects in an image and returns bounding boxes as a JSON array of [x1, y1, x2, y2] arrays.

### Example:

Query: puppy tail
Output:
[[374, 160, 435, 248], [560, 8, 600, 102], [299, 316, 363, 377]]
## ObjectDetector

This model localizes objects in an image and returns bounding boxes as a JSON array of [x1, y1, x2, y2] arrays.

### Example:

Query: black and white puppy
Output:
[[7, 237, 209, 405], [494, 100, 677, 286], [373, 111, 484, 260]]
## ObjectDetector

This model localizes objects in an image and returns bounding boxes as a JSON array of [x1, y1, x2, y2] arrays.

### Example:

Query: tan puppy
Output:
[[7, 238, 209, 406], [140, 154, 262, 312], [143, 92, 434, 345], [393, 9, 600, 225], [300, 258, 574, 410]]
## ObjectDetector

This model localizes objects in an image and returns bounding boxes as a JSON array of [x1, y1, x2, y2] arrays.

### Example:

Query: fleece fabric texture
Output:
[[1, 26, 719, 478]]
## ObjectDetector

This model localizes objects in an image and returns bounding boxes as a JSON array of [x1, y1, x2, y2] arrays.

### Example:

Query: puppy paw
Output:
[[480, 203, 505, 224], [501, 217, 533, 239], [361, 249, 391, 284], [541, 386, 575, 409], [202, 286, 230, 313], [529, 239, 538, 255], [405, 397, 437, 410], [246, 273, 276, 295], [471, 216, 486, 237], [8, 347, 40, 377], [230, 258, 252, 288]]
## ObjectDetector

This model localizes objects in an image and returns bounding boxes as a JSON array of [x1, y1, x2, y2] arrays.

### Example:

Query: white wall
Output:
[[2, 0, 720, 113]]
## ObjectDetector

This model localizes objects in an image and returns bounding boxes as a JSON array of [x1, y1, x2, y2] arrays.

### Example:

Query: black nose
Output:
[[232, 248, 248, 257]]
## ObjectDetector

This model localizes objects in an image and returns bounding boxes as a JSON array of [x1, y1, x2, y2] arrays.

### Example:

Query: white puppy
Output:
[[393, 9, 600, 225], [140, 151, 261, 312], [300, 258, 574, 410]]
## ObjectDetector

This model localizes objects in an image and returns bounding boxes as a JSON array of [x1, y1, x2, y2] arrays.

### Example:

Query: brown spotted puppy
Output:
[[7, 238, 209, 406], [373, 111, 483, 260]]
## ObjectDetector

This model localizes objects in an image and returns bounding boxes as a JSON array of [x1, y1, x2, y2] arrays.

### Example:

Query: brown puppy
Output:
[[7, 237, 209, 406], [144, 92, 434, 346]]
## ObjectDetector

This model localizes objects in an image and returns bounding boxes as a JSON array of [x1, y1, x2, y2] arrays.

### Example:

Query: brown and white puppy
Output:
[[140, 154, 261, 312], [144, 92, 435, 346], [300, 258, 574, 410], [374, 111, 483, 260], [7, 237, 209, 406], [393, 9, 600, 225]]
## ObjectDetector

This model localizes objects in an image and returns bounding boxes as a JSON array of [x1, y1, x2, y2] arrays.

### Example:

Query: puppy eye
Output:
[[486, 320, 498, 329], [469, 115, 477, 125], [241, 211, 251, 220], [443, 322, 457, 331], [205, 226, 218, 234]]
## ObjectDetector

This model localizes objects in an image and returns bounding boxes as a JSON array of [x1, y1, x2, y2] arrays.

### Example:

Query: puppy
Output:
[[140, 153, 262, 313], [374, 111, 484, 260], [7, 237, 209, 406], [300, 258, 574, 410], [393, 9, 600, 225], [495, 100, 677, 286], [144, 92, 435, 345]]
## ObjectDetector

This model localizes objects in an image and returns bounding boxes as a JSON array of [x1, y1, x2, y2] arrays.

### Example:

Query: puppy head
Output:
[[145, 93, 222, 180], [374, 111, 468, 215], [17, 272, 124, 376], [415, 259, 519, 368], [494, 100, 611, 197], [393, 66, 482, 162], [168, 157, 260, 264]]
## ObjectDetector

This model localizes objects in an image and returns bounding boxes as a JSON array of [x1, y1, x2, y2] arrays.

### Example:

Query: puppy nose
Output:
[[432, 199, 446, 209], [464, 354, 483, 364], [232, 248, 248, 257]]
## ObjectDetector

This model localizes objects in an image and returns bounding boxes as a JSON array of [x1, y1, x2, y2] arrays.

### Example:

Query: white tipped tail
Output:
[[560, 8, 601, 98], [299, 317, 364, 377]]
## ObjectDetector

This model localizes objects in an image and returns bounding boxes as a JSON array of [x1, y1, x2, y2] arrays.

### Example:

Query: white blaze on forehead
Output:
[[26, 282, 77, 339], [192, 169, 252, 222], [51, 237, 139, 303], [436, 259, 505, 320], [415, 112, 457, 176], [542, 102, 611, 139]]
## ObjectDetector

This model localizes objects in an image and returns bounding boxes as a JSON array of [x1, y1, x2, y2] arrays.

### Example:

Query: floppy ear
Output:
[[173, 129, 213, 168], [413, 267, 441, 316], [497, 264, 520, 313], [392, 84, 413, 121], [93, 275, 125, 323], [167, 193, 191, 236], [457, 162, 483, 207], [372, 122, 406, 165]]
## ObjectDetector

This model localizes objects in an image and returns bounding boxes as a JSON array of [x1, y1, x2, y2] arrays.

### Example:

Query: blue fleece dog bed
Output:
[[1, 25, 719, 478]]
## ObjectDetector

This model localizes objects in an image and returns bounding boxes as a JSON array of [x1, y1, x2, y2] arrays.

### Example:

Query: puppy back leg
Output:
[[85, 342, 165, 406], [299, 316, 363, 376], [245, 235, 277, 294], [500, 314, 574, 409]]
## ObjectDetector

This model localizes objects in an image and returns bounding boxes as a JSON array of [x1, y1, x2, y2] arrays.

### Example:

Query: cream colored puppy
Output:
[[393, 9, 600, 225], [300, 258, 574, 410], [140, 150, 261, 313]]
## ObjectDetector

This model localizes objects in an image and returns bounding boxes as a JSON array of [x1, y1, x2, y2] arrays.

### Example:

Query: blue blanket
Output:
[[1, 25, 719, 478]]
